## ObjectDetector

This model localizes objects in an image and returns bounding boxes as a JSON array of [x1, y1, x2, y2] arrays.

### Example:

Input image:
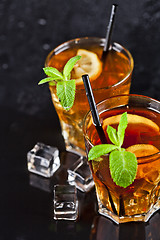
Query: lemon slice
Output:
[[103, 114, 159, 132], [71, 49, 102, 85], [126, 144, 159, 157]]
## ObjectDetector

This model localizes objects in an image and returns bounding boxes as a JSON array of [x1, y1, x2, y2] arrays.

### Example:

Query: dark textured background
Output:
[[0, 0, 160, 239], [1, 0, 160, 115]]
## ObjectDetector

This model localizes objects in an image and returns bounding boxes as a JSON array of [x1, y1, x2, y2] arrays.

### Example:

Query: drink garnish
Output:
[[72, 49, 102, 84], [88, 112, 138, 188], [38, 55, 81, 110], [126, 144, 159, 157], [103, 114, 159, 132]]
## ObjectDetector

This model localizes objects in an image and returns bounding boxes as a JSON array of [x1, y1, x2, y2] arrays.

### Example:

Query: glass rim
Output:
[[45, 37, 134, 91], [83, 94, 160, 164]]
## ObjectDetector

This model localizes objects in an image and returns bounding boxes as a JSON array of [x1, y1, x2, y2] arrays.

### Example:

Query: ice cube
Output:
[[53, 184, 78, 220], [27, 142, 60, 178], [68, 156, 94, 192]]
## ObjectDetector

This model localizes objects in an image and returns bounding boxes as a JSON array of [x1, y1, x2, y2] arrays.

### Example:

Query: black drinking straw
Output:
[[82, 74, 118, 215], [82, 74, 107, 144], [102, 4, 118, 60], [101, 4, 126, 217]]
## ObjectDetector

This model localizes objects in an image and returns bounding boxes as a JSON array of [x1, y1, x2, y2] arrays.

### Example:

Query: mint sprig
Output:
[[56, 80, 76, 110], [38, 55, 81, 110], [88, 112, 137, 188]]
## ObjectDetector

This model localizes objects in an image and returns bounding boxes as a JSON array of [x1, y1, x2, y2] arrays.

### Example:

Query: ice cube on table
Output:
[[27, 142, 60, 178], [67, 156, 94, 192], [53, 184, 78, 221]]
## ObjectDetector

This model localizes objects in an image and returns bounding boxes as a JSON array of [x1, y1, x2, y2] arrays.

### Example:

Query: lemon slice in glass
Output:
[[103, 114, 159, 132], [126, 144, 159, 157], [71, 49, 102, 85]]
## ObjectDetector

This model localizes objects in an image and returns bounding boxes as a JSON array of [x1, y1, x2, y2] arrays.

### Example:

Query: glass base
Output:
[[98, 198, 160, 224]]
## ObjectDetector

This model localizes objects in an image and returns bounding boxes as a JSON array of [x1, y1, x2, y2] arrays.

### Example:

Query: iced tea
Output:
[[83, 95, 160, 223], [45, 38, 133, 155]]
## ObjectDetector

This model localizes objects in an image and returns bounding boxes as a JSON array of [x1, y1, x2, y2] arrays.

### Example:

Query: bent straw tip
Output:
[[112, 3, 118, 8]]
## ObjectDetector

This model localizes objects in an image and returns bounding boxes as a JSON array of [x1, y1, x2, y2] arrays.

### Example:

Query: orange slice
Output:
[[71, 49, 102, 85], [126, 144, 159, 157]]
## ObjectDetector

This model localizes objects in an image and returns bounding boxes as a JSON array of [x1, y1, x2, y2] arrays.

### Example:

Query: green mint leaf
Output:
[[63, 55, 81, 79], [67, 72, 71, 80], [88, 144, 118, 161], [107, 125, 119, 146], [109, 150, 137, 188], [87, 112, 138, 188], [56, 80, 76, 110], [43, 67, 64, 80], [38, 77, 56, 85], [117, 112, 128, 147], [39, 55, 82, 110]]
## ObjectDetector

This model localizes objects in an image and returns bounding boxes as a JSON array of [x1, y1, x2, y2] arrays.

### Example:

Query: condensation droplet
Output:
[[38, 18, 47, 26], [43, 43, 50, 50], [2, 63, 8, 70]]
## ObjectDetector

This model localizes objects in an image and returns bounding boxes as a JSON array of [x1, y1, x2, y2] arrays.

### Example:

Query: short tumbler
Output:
[[83, 94, 160, 224], [45, 37, 134, 156]]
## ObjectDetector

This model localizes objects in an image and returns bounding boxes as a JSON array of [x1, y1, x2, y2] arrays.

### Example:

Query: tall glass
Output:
[[45, 37, 134, 155], [83, 94, 160, 224]]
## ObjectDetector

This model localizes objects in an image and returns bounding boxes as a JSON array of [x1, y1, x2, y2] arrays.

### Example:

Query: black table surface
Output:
[[1, 0, 160, 239]]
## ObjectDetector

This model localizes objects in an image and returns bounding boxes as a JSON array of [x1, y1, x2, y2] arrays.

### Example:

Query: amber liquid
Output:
[[87, 107, 160, 220], [47, 42, 132, 153]]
